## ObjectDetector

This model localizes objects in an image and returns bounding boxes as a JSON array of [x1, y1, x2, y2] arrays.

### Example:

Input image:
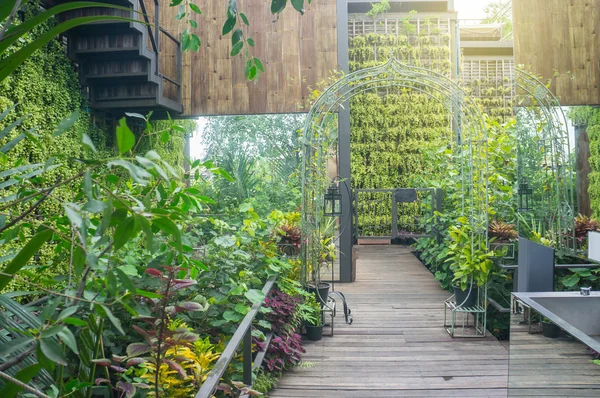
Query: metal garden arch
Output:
[[514, 70, 576, 253], [299, 57, 491, 286]]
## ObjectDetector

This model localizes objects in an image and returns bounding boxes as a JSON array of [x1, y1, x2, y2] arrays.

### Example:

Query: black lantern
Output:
[[518, 177, 533, 212], [323, 182, 342, 217]]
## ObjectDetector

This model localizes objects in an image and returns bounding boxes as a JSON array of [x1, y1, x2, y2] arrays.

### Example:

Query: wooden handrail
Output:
[[195, 275, 278, 398]]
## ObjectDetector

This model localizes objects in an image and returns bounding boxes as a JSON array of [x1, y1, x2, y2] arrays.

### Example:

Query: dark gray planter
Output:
[[305, 325, 323, 341], [453, 284, 478, 308], [542, 321, 560, 338], [307, 282, 330, 306]]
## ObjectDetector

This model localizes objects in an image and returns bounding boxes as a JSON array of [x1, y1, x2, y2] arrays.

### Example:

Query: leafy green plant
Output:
[[366, 0, 390, 19], [517, 213, 555, 247], [252, 370, 280, 394], [445, 218, 495, 290], [303, 294, 321, 327]]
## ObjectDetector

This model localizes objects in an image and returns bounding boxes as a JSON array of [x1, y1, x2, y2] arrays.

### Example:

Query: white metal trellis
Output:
[[514, 69, 576, 253], [299, 57, 490, 286]]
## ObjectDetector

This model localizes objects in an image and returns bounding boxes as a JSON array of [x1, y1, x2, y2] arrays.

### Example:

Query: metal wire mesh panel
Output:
[[396, 188, 436, 237], [513, 70, 576, 253], [355, 190, 394, 238]]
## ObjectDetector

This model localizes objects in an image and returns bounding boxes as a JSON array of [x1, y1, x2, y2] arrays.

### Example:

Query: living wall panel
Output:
[[158, 0, 337, 116], [513, 0, 600, 106], [348, 17, 454, 192]]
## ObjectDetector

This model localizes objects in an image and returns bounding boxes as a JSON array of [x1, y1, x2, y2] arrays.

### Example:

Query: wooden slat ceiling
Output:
[[513, 0, 600, 106], [159, 0, 338, 116]]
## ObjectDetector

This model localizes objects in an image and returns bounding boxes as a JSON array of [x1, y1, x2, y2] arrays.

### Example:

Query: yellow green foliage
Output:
[[140, 322, 220, 397]]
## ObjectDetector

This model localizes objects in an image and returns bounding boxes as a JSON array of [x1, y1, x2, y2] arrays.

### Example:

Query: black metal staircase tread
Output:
[[74, 48, 151, 61], [92, 98, 183, 114], [68, 21, 144, 35], [75, 47, 141, 53], [85, 72, 149, 80]]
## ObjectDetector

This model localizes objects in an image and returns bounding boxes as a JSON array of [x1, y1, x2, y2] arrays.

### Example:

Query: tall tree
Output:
[[482, 0, 512, 39], [201, 114, 304, 178]]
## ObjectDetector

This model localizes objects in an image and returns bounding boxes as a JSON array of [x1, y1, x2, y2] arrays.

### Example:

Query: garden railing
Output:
[[195, 275, 278, 398]]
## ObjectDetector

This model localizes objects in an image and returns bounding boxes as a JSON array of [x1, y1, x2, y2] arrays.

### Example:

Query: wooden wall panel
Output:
[[159, 0, 337, 116], [513, 0, 600, 106]]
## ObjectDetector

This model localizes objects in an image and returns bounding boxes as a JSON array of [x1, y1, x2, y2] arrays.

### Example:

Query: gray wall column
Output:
[[575, 124, 592, 216], [337, 0, 352, 283]]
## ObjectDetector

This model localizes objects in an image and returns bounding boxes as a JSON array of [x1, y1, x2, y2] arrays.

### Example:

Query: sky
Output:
[[454, 0, 494, 19]]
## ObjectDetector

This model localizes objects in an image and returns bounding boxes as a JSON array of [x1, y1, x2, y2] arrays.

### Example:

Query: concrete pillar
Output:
[[337, 0, 353, 283]]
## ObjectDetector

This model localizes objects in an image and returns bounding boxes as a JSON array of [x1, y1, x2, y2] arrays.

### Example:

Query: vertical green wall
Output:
[[348, 23, 453, 190]]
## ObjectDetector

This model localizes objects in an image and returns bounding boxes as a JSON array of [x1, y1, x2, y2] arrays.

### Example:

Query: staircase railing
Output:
[[139, 0, 182, 104]]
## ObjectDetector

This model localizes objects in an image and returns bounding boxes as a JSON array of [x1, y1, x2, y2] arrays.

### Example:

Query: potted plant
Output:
[[304, 295, 324, 341], [488, 220, 518, 242], [307, 217, 337, 306], [446, 218, 495, 308], [541, 317, 561, 338]]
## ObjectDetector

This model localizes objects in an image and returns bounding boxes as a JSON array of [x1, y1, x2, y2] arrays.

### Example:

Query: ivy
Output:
[[0, 3, 194, 292], [349, 30, 453, 193], [568, 107, 600, 218]]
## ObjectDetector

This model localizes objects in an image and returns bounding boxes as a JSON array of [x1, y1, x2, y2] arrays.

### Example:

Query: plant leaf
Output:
[[0, 336, 34, 357], [0, 229, 53, 290], [222, 16, 236, 35], [53, 110, 80, 137], [245, 289, 265, 304], [58, 328, 79, 354], [271, 0, 287, 14], [152, 217, 182, 251], [39, 338, 67, 366], [290, 0, 304, 14], [126, 342, 152, 357], [113, 216, 136, 251], [116, 118, 135, 155], [96, 305, 125, 335]]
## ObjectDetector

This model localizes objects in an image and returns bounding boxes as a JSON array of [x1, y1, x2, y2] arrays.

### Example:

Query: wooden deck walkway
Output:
[[271, 245, 509, 397], [509, 314, 600, 396]]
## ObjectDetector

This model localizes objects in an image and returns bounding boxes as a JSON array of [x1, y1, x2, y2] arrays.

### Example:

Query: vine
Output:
[[0, 3, 194, 292], [349, 18, 453, 187]]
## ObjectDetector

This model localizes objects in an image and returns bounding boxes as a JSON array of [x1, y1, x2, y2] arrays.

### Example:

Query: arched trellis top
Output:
[[299, 58, 491, 285], [299, 59, 578, 286], [514, 69, 576, 251]]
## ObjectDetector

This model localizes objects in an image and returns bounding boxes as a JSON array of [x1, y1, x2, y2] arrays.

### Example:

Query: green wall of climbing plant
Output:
[[0, 3, 194, 290], [586, 112, 600, 218], [348, 26, 453, 191], [568, 107, 600, 218]]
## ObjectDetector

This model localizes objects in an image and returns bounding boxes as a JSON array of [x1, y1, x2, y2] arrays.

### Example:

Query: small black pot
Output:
[[542, 321, 560, 338], [453, 284, 478, 308], [305, 325, 323, 341], [307, 282, 331, 306]]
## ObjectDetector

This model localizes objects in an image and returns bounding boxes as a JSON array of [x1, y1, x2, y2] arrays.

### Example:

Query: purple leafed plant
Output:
[[263, 333, 304, 372], [258, 289, 305, 372], [264, 288, 300, 335]]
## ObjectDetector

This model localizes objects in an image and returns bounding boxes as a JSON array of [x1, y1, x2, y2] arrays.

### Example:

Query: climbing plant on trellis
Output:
[[300, 59, 490, 285]]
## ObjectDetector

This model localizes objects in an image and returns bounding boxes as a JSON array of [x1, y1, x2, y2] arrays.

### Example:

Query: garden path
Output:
[[270, 245, 509, 397]]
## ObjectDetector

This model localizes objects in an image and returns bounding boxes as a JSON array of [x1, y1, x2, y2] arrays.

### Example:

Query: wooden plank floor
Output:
[[270, 245, 509, 397], [508, 313, 600, 397]]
